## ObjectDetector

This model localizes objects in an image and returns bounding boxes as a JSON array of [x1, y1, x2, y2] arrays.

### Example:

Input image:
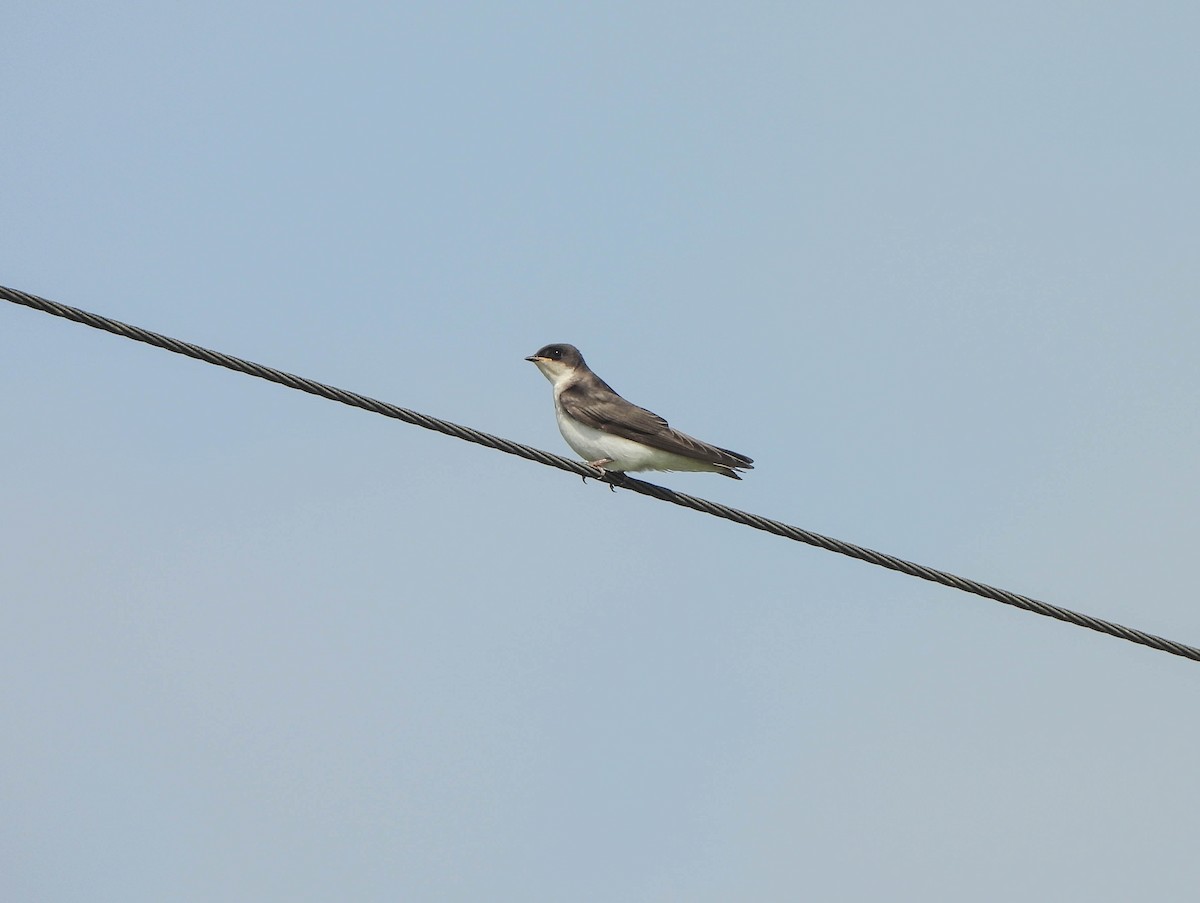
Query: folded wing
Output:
[[559, 382, 753, 470]]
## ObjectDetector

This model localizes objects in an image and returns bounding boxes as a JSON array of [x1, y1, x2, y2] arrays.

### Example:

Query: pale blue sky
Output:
[[3, 3, 1200, 901]]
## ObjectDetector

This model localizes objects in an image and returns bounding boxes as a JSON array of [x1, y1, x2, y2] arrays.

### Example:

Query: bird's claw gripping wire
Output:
[[580, 459, 616, 489]]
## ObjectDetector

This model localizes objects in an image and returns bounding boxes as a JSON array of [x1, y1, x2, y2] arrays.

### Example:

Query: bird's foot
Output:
[[602, 471, 628, 492], [580, 458, 615, 485]]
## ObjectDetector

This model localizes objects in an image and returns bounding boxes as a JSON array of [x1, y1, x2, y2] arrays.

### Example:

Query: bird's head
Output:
[[525, 343, 585, 384]]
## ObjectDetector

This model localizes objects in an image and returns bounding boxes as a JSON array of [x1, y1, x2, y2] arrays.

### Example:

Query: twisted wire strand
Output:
[[4, 284, 1198, 663]]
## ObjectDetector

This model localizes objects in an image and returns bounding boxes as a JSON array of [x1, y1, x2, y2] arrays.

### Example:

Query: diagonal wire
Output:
[[3, 283, 1198, 663]]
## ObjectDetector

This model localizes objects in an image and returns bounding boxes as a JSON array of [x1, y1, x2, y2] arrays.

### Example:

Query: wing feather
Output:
[[559, 381, 753, 469]]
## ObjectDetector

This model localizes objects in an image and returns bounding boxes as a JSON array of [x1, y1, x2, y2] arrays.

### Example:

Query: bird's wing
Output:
[[559, 382, 754, 468]]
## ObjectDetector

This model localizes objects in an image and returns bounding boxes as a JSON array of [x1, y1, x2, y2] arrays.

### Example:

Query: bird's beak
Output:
[[525, 355, 545, 363]]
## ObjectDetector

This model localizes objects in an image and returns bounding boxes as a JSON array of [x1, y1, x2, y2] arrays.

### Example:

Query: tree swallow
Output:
[[525, 343, 754, 480]]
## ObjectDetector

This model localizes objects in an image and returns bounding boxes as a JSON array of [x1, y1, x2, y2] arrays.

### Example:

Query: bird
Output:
[[525, 343, 753, 480]]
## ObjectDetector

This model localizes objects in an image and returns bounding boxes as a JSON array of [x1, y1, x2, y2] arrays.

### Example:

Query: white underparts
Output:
[[553, 401, 724, 474]]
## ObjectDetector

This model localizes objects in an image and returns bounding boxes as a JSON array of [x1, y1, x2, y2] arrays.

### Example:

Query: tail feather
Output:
[[715, 446, 754, 472]]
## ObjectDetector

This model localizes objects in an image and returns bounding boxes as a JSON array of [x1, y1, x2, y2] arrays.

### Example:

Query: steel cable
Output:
[[4, 284, 1197, 663]]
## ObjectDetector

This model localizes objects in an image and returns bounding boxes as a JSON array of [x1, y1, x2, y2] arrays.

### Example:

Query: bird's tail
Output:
[[715, 446, 754, 478]]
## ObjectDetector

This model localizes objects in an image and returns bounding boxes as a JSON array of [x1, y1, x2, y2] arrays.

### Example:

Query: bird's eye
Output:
[[550, 349, 560, 358]]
